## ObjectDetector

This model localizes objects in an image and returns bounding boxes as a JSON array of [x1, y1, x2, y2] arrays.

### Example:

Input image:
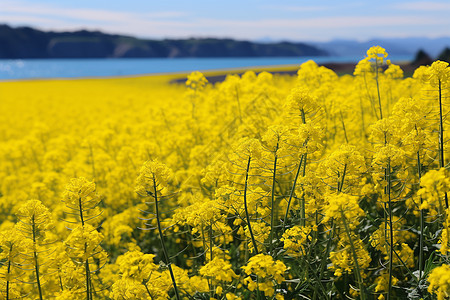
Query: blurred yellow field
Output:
[[0, 47, 449, 299]]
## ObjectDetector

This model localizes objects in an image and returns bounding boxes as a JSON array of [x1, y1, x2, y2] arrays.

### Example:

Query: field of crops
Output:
[[0, 46, 449, 300]]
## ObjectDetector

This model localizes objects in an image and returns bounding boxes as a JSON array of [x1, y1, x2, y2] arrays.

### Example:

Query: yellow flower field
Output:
[[0, 47, 449, 299]]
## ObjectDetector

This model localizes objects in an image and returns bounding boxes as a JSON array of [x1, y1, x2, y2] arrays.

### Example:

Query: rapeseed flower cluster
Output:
[[242, 254, 287, 297], [0, 46, 449, 299]]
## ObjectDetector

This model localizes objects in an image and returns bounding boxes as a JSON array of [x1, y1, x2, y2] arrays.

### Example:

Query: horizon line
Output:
[[2, 23, 450, 44]]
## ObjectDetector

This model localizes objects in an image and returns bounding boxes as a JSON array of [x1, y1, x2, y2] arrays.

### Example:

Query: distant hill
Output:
[[310, 37, 450, 58], [0, 24, 327, 59]]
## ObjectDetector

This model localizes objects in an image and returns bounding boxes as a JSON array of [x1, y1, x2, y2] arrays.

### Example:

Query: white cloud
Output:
[[260, 4, 330, 12], [179, 15, 450, 41], [393, 1, 450, 11], [0, 0, 188, 24], [0, 0, 448, 41], [195, 15, 446, 30]]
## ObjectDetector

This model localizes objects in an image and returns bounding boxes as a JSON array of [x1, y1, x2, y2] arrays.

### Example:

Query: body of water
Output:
[[0, 55, 413, 80]]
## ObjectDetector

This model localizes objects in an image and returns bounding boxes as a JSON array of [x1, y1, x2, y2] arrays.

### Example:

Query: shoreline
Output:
[[0, 60, 416, 84], [170, 61, 417, 84]]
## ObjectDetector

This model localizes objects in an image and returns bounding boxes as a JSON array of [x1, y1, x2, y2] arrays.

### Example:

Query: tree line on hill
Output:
[[412, 48, 450, 66], [0, 24, 327, 59]]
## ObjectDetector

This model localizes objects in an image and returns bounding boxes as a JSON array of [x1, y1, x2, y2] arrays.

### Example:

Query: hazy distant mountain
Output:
[[310, 37, 450, 58], [0, 24, 327, 59]]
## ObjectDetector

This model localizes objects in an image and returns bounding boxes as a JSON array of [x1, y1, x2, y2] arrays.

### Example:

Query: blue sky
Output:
[[0, 0, 449, 41]]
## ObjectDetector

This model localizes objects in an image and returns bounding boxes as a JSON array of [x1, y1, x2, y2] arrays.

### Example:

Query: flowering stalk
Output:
[[200, 225, 211, 293], [244, 156, 259, 255], [340, 210, 365, 300], [283, 154, 304, 231], [6, 245, 12, 299], [315, 221, 334, 300], [339, 110, 349, 144], [31, 215, 43, 300], [209, 223, 213, 261], [269, 142, 278, 255], [337, 164, 347, 193], [78, 189, 93, 300], [85, 249, 92, 300], [283, 90, 318, 229], [0, 230, 24, 300], [16, 200, 52, 300], [300, 108, 307, 226], [62, 178, 104, 300], [362, 73, 378, 119], [417, 151, 424, 283], [437, 79, 449, 209], [438, 80, 444, 170], [300, 154, 307, 227], [151, 175, 180, 300], [386, 159, 394, 300], [375, 59, 383, 120]]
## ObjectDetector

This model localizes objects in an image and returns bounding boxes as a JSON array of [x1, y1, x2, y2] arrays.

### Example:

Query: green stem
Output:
[[32, 215, 43, 300], [200, 225, 212, 295], [244, 156, 259, 255], [386, 160, 394, 300], [79, 192, 92, 300], [300, 108, 306, 124], [300, 108, 307, 227], [270, 142, 279, 255], [209, 222, 213, 260], [340, 210, 365, 300], [307, 262, 329, 300], [152, 175, 181, 300], [78, 196, 85, 226], [144, 282, 154, 300], [438, 79, 448, 209], [392, 248, 418, 284], [417, 151, 424, 283], [375, 59, 383, 120], [201, 225, 207, 257], [438, 79, 445, 169], [315, 220, 334, 300], [209, 223, 214, 298], [59, 274, 64, 291], [338, 164, 347, 193], [363, 73, 378, 119], [6, 245, 12, 300], [283, 154, 304, 231], [85, 255, 91, 300], [339, 110, 349, 144], [187, 225, 198, 270], [300, 151, 308, 226]]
